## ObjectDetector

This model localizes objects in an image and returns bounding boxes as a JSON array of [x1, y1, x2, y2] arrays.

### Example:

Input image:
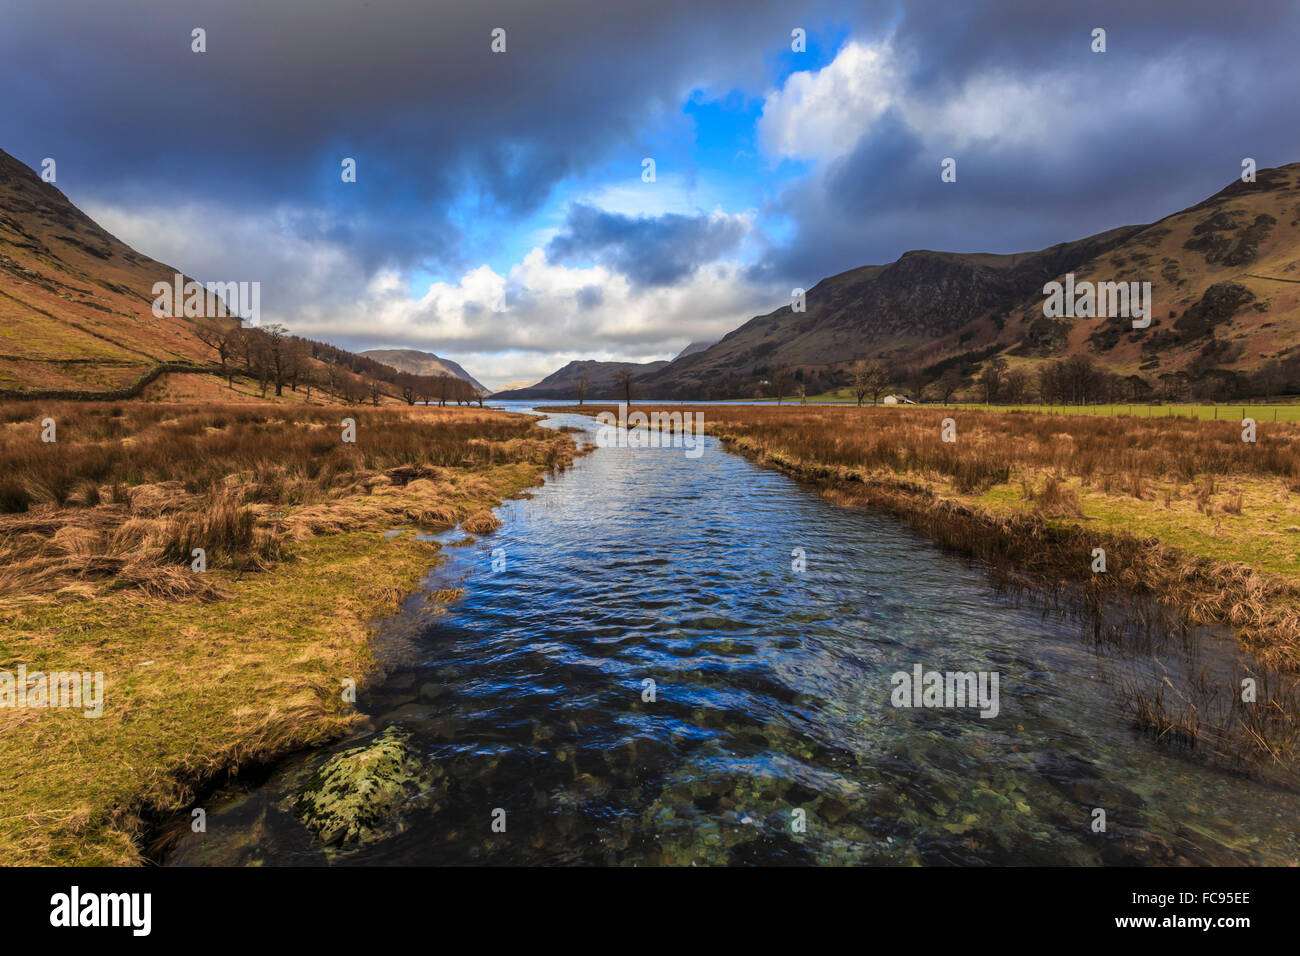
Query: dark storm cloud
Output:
[[0, 0, 839, 274], [547, 203, 749, 287], [753, 0, 1300, 287], [823, 108, 925, 205], [2, 0, 1298, 357], [893, 0, 1300, 95]]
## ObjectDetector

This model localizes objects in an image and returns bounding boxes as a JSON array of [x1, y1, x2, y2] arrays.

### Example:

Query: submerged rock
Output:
[[295, 726, 437, 847]]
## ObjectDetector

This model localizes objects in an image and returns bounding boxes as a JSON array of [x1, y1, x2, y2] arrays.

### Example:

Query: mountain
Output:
[[0, 148, 452, 404], [491, 359, 670, 399], [496, 378, 540, 392], [998, 163, 1300, 377], [636, 162, 1300, 398], [672, 340, 715, 360], [359, 348, 489, 395], [0, 148, 220, 393]]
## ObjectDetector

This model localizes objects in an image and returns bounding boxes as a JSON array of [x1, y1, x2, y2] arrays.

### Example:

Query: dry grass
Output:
[[1021, 475, 1084, 518], [0, 401, 575, 602], [460, 510, 502, 535], [0, 401, 578, 864], [566, 404, 1299, 489], [1122, 666, 1300, 771]]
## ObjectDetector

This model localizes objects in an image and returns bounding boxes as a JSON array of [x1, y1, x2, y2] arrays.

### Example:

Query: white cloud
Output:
[[325, 249, 779, 388], [758, 39, 1206, 164], [86, 199, 778, 389], [759, 41, 900, 162], [86, 199, 370, 313], [576, 172, 747, 218]]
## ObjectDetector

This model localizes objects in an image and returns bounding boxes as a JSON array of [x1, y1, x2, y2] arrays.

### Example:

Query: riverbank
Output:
[[547, 403, 1300, 762], [0, 402, 576, 864]]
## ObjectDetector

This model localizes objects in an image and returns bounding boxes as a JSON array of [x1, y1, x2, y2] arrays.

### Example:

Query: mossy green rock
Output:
[[296, 726, 436, 847]]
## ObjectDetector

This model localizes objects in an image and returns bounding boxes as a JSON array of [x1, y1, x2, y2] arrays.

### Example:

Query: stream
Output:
[[166, 404, 1300, 866]]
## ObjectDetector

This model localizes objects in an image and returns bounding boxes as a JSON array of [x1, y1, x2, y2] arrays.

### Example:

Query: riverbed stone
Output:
[[295, 725, 437, 847]]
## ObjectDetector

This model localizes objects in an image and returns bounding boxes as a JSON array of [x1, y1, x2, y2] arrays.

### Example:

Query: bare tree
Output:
[[451, 377, 475, 404], [1105, 371, 1128, 404], [1003, 367, 1030, 405], [770, 366, 793, 405], [416, 376, 435, 405], [851, 358, 890, 406], [192, 317, 241, 387], [902, 363, 929, 404], [613, 369, 635, 405], [398, 372, 418, 405], [434, 374, 454, 406], [575, 368, 591, 405], [1065, 354, 1099, 404], [1159, 370, 1189, 403], [284, 338, 308, 392], [233, 326, 258, 372], [342, 374, 368, 405], [323, 355, 342, 398], [977, 356, 1008, 404], [253, 323, 291, 397], [242, 329, 274, 398], [937, 368, 964, 405], [1037, 361, 1061, 404]]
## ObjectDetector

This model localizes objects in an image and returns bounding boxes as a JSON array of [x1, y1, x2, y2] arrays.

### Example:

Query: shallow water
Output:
[[168, 405, 1300, 866]]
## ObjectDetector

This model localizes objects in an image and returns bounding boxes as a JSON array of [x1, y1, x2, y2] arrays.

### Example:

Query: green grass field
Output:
[[763, 388, 1300, 421], [954, 403, 1300, 421]]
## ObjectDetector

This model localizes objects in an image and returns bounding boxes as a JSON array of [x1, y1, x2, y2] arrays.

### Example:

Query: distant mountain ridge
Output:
[[672, 340, 715, 360], [496, 378, 540, 392], [359, 348, 489, 394], [8, 143, 1297, 403], [491, 358, 669, 399]]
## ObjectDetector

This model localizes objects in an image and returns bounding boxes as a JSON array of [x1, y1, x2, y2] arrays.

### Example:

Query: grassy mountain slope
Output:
[[0, 149, 219, 392], [1005, 163, 1300, 377]]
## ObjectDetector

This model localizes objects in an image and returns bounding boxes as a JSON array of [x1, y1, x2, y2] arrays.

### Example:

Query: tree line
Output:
[[756, 353, 1300, 406], [191, 318, 482, 405]]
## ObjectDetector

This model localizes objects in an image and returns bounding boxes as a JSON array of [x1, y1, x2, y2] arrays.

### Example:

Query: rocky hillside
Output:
[[1000, 163, 1300, 379]]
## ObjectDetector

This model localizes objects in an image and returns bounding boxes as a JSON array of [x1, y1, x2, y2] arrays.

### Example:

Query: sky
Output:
[[3, 0, 1299, 389]]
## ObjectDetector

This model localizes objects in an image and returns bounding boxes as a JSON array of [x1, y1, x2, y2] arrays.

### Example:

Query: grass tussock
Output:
[[460, 509, 502, 535], [1021, 475, 1084, 518]]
